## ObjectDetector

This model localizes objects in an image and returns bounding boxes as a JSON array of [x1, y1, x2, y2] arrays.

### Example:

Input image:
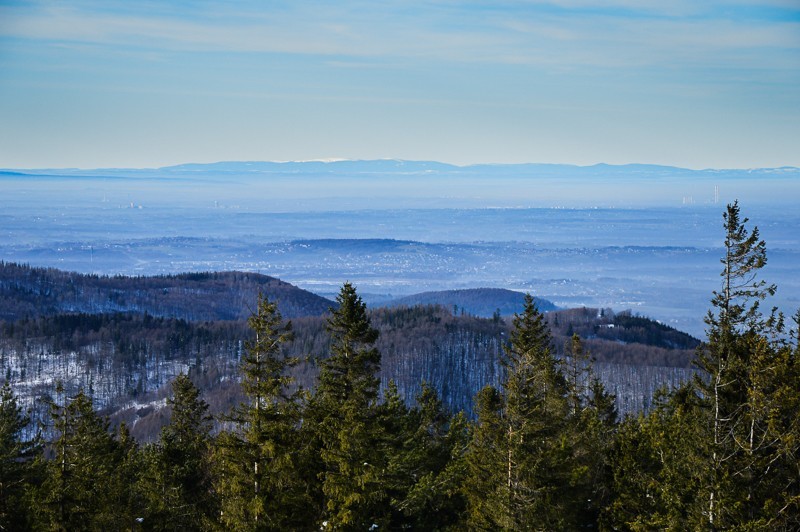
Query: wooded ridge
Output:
[[0, 262, 333, 321]]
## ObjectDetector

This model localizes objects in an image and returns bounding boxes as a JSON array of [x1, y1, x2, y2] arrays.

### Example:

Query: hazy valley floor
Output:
[[2, 205, 798, 338]]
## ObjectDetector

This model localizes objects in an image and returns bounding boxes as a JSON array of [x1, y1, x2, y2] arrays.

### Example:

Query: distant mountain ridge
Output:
[[4, 159, 798, 180], [6, 159, 797, 210]]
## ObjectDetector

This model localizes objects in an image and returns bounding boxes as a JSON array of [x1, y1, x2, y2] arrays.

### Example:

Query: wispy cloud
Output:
[[2, 1, 796, 72], [0, 0, 797, 168]]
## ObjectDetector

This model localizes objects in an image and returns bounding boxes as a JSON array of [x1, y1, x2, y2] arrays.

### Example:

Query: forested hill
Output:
[[385, 287, 557, 317], [0, 262, 333, 321], [1, 261, 702, 437], [2, 303, 700, 443]]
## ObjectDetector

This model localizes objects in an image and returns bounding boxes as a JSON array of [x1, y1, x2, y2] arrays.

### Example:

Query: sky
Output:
[[0, 0, 798, 170]]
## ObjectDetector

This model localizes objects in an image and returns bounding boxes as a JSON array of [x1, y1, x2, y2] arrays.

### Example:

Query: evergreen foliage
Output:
[[146, 373, 216, 529], [215, 293, 312, 531], [379, 382, 468, 529], [310, 282, 387, 528], [464, 384, 507, 529], [692, 201, 791, 528], [112, 423, 147, 530], [1, 203, 797, 531], [39, 387, 125, 529], [605, 385, 705, 529], [0, 382, 40, 530], [500, 294, 572, 528], [464, 295, 615, 530], [562, 334, 617, 527], [605, 201, 800, 530]]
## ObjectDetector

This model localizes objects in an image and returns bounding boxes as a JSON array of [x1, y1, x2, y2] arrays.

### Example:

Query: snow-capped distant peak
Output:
[[289, 158, 350, 163]]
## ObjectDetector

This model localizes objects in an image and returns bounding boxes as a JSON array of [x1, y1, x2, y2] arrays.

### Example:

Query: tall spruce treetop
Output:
[[503, 294, 572, 528], [240, 293, 298, 415], [318, 282, 381, 406], [606, 202, 798, 530], [693, 201, 790, 528], [163, 373, 212, 450], [466, 294, 572, 529], [503, 293, 567, 423], [708, 199, 777, 338], [313, 282, 386, 528], [698, 200, 780, 417]]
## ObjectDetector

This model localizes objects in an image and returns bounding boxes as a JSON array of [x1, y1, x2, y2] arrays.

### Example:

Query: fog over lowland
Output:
[[2, 160, 799, 337]]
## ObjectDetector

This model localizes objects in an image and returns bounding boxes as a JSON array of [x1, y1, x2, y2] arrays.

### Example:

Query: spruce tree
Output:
[[465, 294, 574, 529], [464, 384, 507, 529], [693, 200, 785, 527], [311, 282, 386, 529], [465, 295, 616, 529], [374, 380, 412, 527], [606, 202, 799, 529], [379, 382, 468, 530], [605, 385, 705, 530], [0, 383, 41, 530], [503, 294, 572, 528], [215, 293, 312, 531], [563, 334, 617, 527], [108, 423, 146, 531], [40, 387, 122, 530], [564, 333, 592, 416], [148, 373, 216, 529]]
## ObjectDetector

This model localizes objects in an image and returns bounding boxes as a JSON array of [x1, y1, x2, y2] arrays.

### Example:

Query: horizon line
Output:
[[3, 158, 800, 174]]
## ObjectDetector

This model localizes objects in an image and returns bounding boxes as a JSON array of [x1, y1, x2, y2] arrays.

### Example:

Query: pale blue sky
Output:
[[1, 0, 798, 169]]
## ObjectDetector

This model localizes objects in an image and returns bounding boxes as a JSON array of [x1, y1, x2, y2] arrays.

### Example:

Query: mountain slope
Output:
[[0, 262, 333, 321]]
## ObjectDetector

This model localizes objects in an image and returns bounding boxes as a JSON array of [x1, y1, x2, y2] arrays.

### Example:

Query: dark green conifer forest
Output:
[[1, 203, 798, 530]]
